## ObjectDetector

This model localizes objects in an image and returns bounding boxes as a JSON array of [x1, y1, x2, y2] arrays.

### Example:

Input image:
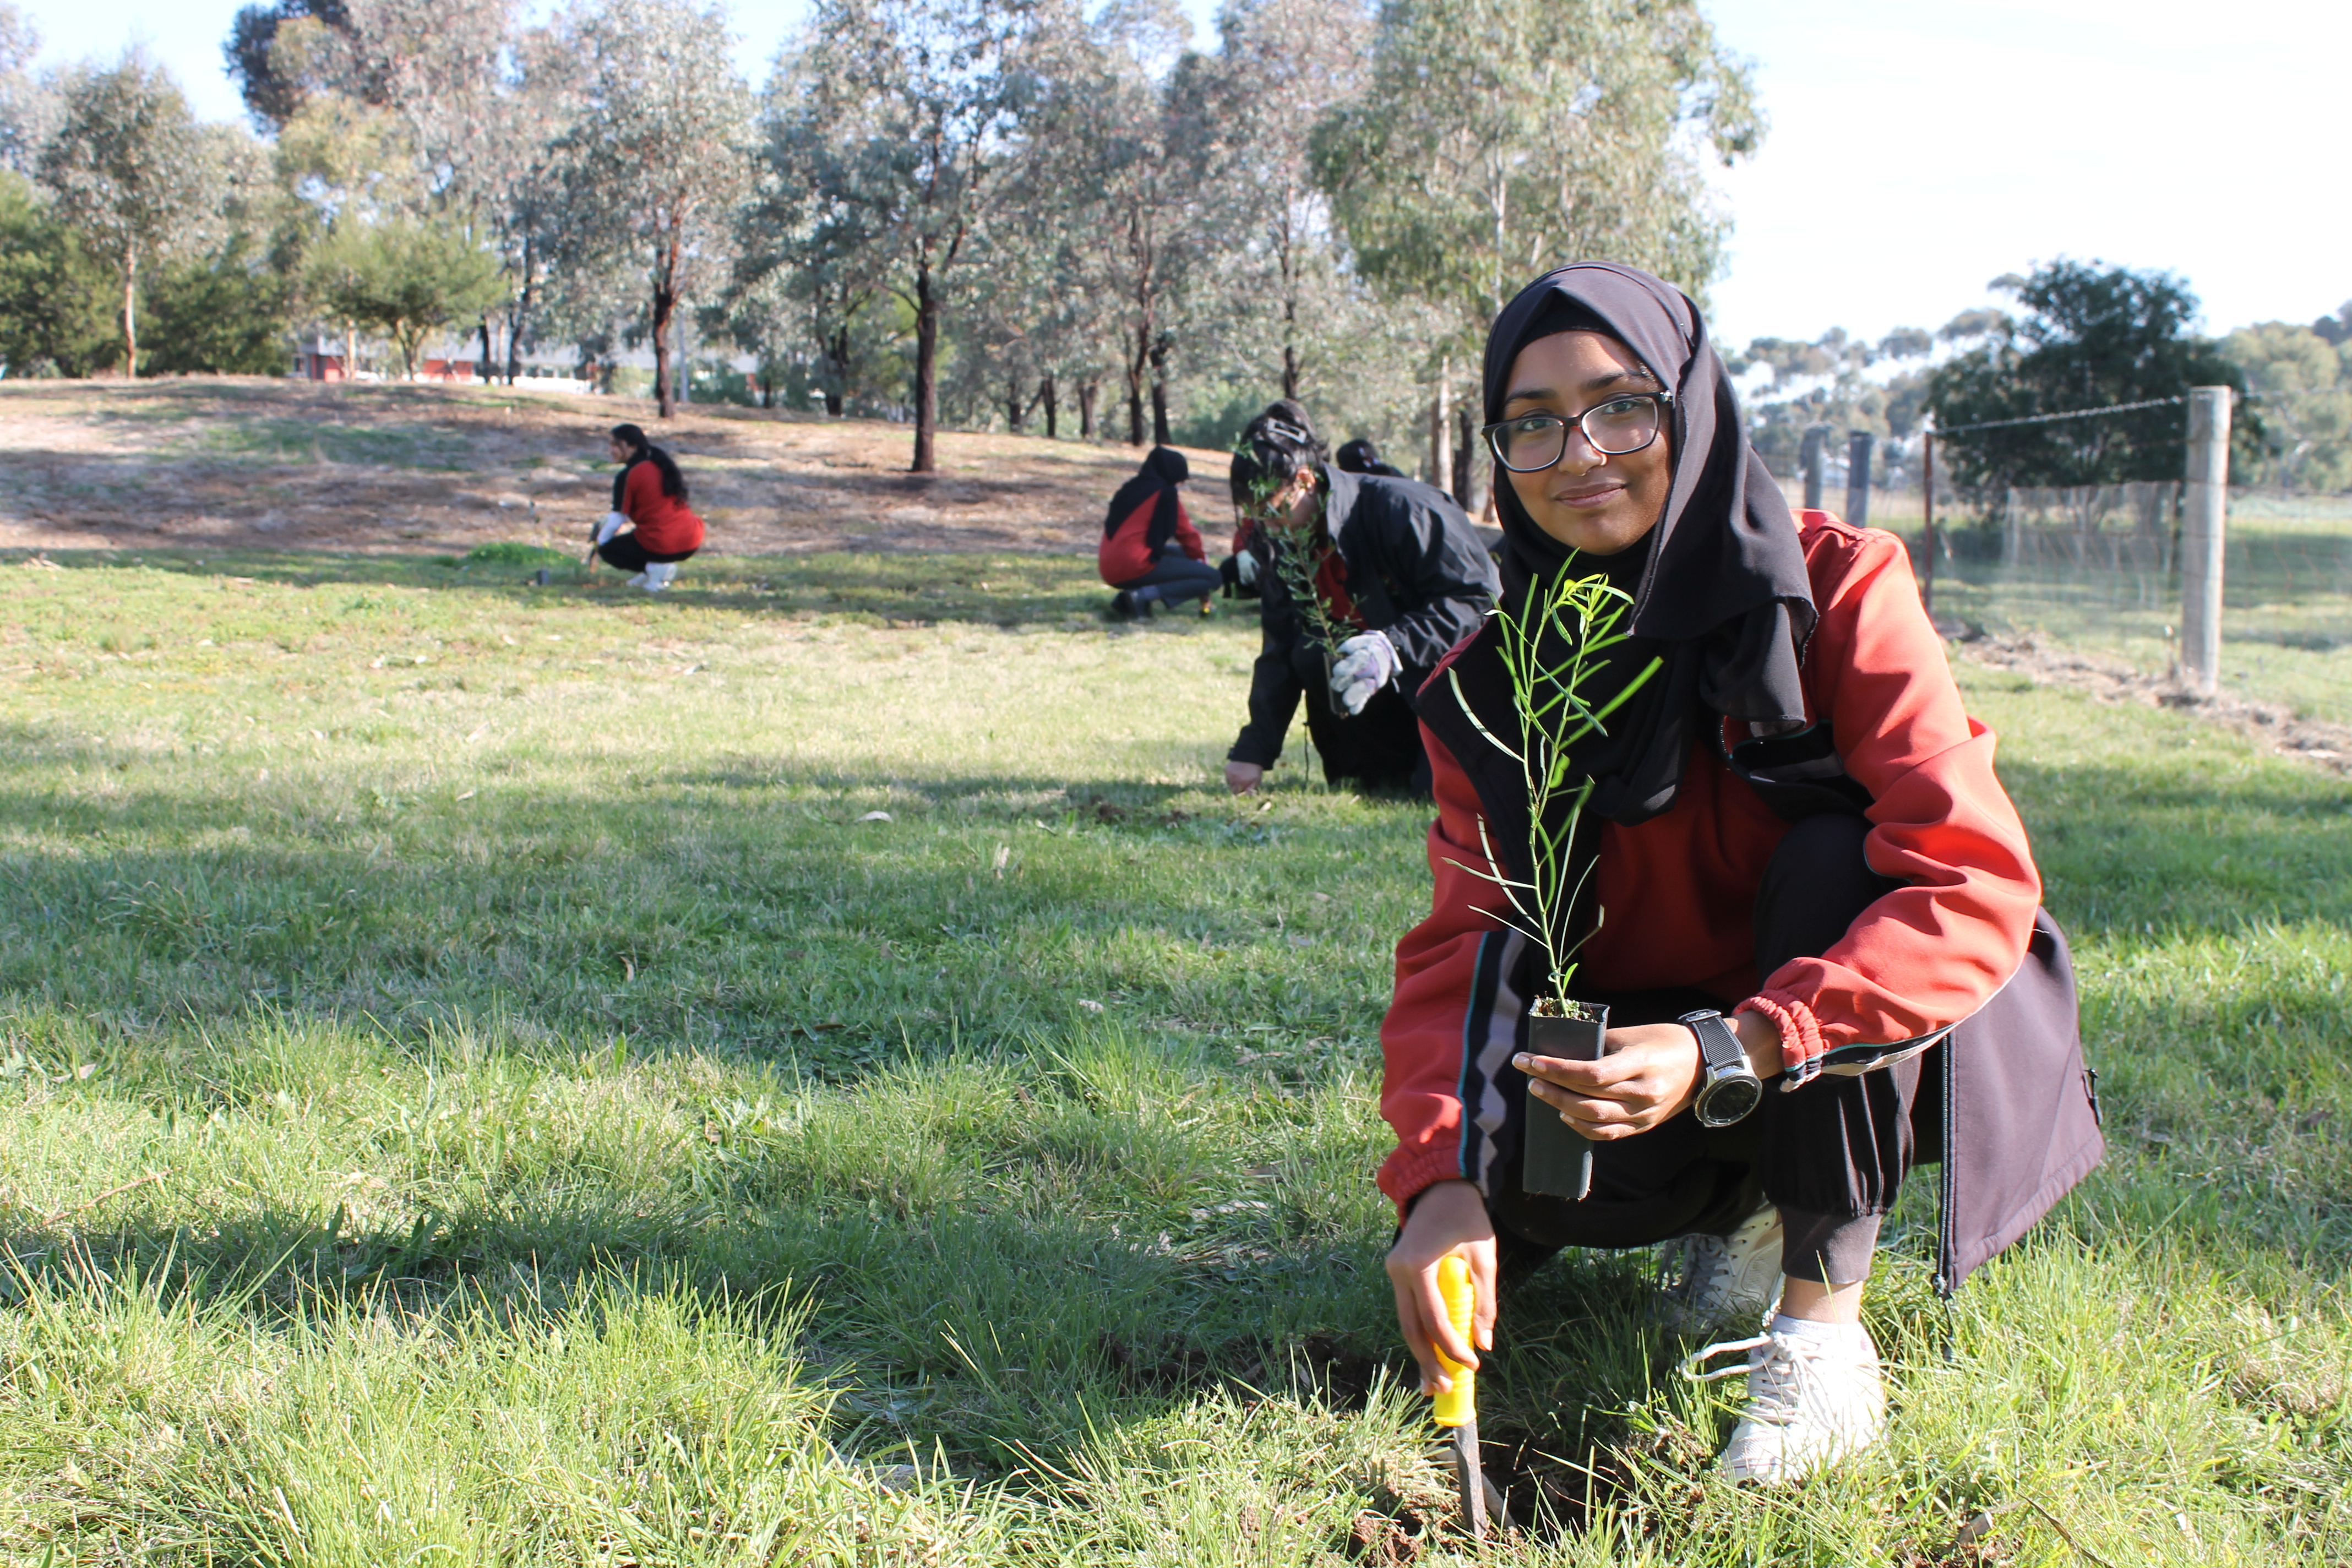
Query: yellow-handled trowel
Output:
[[1433, 1254, 1492, 1541]]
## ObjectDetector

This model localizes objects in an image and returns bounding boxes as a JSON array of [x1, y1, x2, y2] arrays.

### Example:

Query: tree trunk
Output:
[[652, 278, 676, 419], [1005, 369, 1025, 432], [346, 322, 357, 383], [823, 325, 848, 416], [1150, 334, 1172, 447], [1453, 402, 1481, 510], [121, 260, 138, 379], [911, 261, 939, 472], [760, 372, 773, 410], [478, 318, 493, 383], [1078, 381, 1096, 438], [1429, 358, 1452, 493], [1041, 371, 1058, 439], [1282, 340, 1299, 402]]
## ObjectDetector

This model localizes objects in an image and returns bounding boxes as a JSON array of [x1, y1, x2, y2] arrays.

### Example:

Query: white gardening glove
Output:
[[1330, 630, 1400, 715], [596, 510, 625, 544], [1236, 549, 1260, 587]]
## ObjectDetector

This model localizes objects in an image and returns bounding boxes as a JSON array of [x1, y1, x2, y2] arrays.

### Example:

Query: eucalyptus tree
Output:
[[0, 2, 55, 175], [762, 0, 1057, 471], [1193, 0, 1369, 404], [1311, 0, 1760, 483], [37, 53, 222, 377], [545, 0, 752, 418], [1035, 0, 1211, 447]]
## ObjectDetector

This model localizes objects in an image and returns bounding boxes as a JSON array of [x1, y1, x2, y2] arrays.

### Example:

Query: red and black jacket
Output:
[[617, 460, 705, 557], [1379, 511, 2100, 1289], [1099, 489, 1205, 585]]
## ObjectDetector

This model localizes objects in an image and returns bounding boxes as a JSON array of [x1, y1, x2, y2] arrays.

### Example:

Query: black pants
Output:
[[1300, 656, 1429, 794], [1488, 813, 1921, 1285], [597, 535, 698, 571], [1113, 553, 1222, 608]]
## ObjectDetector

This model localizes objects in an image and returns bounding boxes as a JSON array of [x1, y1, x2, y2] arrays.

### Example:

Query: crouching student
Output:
[[1223, 401, 1499, 796], [593, 423, 705, 592], [1378, 262, 2103, 1485], [1100, 446, 1218, 619]]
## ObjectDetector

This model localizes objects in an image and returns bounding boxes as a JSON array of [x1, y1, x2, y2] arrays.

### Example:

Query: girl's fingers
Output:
[[1472, 1245, 1498, 1350], [1389, 1275, 1444, 1392], [1415, 1267, 1480, 1373]]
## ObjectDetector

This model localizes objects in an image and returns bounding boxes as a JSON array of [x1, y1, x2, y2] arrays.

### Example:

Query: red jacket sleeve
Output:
[[1377, 721, 1510, 1213], [1173, 498, 1206, 563], [622, 461, 658, 523], [1739, 524, 2041, 1081]]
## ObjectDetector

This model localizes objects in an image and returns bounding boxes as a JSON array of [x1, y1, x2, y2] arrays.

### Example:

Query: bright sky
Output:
[[19, 0, 2348, 351]]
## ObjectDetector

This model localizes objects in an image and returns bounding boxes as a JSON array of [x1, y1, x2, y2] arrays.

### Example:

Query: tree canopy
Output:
[[1926, 260, 2253, 493]]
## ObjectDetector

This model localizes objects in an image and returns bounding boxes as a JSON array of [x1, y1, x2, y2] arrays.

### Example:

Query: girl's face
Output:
[[1496, 330, 1674, 557], [607, 435, 629, 464]]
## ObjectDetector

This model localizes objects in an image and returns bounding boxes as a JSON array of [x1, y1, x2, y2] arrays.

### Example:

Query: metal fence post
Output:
[[2180, 386, 2231, 695], [1845, 431, 1874, 527], [1801, 426, 1827, 510]]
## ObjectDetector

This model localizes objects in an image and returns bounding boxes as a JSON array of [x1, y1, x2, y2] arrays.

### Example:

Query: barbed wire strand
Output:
[[1930, 395, 2185, 437]]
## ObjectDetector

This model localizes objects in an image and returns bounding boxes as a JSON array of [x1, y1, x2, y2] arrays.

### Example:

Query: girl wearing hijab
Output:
[[1099, 446, 1218, 619], [592, 424, 705, 592], [1378, 264, 2102, 1484]]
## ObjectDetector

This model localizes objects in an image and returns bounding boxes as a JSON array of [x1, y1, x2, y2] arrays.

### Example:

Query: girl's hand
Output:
[[1384, 1180, 1496, 1394], [1224, 761, 1264, 794], [1517, 1014, 1781, 1140]]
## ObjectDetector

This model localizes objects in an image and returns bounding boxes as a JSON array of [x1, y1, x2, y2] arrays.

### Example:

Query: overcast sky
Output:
[[18, 0, 2346, 352]]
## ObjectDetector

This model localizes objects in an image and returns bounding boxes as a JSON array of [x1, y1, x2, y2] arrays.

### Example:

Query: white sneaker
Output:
[[1687, 1324, 1888, 1485], [641, 562, 677, 592], [1658, 1202, 1784, 1332]]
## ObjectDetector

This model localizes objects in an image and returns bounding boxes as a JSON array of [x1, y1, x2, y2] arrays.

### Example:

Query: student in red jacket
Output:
[[1380, 264, 2100, 1485], [1099, 447, 1217, 619], [592, 424, 706, 592]]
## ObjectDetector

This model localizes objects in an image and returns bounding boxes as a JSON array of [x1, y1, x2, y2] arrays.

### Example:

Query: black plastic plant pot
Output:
[[1320, 649, 1352, 721], [1521, 1004, 1609, 1202]]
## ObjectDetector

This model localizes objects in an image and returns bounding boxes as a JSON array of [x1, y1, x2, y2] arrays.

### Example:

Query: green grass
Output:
[[4, 548, 2351, 1564]]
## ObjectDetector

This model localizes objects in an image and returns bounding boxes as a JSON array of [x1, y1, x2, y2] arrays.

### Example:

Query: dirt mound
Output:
[[1966, 633, 2352, 774], [0, 377, 1234, 559]]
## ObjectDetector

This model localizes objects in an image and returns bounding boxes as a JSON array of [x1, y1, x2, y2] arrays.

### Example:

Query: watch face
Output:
[[1698, 1074, 1764, 1128]]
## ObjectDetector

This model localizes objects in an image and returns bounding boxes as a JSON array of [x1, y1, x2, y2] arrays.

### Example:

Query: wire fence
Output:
[[1782, 478, 2352, 725]]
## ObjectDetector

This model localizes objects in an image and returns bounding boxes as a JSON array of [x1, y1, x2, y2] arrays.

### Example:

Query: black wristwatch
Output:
[[1681, 1009, 1765, 1128]]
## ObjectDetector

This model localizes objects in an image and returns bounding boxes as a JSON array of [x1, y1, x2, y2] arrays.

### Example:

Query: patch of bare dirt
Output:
[[1962, 632, 2352, 774], [0, 377, 1233, 559]]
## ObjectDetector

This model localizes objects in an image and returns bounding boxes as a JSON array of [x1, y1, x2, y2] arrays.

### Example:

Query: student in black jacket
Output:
[[1222, 401, 1500, 795]]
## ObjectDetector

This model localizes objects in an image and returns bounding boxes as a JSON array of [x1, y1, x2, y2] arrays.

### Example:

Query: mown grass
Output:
[[3, 546, 2351, 1565]]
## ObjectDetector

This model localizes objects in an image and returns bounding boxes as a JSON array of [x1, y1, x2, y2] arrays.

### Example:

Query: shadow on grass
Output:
[[0, 1164, 1716, 1546], [7, 545, 1199, 631]]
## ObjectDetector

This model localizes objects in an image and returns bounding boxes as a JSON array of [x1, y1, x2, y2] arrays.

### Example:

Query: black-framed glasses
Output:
[[1482, 391, 1673, 472]]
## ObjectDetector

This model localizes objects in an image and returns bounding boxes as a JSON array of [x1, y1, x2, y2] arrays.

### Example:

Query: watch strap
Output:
[[1678, 1009, 1747, 1075]]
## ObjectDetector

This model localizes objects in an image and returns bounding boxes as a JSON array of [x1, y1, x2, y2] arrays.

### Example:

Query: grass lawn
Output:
[[4, 541, 2351, 1565]]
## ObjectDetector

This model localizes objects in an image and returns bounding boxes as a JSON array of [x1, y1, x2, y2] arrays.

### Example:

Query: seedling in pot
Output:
[[1447, 562, 1661, 1200], [1233, 451, 1360, 711]]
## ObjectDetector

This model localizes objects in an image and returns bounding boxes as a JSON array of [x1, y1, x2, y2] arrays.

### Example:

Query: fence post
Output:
[[1801, 426, 1827, 510], [1845, 431, 1874, 527], [2180, 386, 2231, 695], [1921, 430, 1937, 619]]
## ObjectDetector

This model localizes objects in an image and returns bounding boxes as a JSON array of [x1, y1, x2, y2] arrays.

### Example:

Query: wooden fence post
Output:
[[2180, 386, 2231, 695]]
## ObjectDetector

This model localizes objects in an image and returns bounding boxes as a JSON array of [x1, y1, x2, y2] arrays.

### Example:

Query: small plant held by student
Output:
[[1447, 564, 1662, 1019], [1235, 458, 1359, 657]]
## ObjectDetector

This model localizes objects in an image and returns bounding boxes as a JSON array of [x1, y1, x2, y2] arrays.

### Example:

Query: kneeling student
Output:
[[593, 423, 705, 591], [1100, 446, 1217, 619], [1223, 401, 1499, 795]]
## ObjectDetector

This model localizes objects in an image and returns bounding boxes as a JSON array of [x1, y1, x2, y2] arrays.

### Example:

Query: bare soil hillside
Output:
[[0, 378, 1234, 558]]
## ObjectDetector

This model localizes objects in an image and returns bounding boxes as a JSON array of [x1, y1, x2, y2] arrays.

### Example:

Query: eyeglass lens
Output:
[[1491, 398, 1662, 470]]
